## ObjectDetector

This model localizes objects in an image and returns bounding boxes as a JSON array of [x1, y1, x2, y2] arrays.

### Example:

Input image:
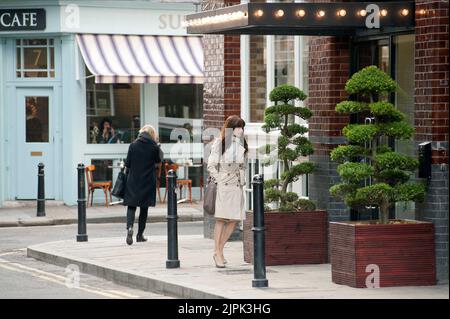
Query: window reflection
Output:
[[158, 84, 203, 144], [26, 96, 48, 143], [86, 72, 141, 144]]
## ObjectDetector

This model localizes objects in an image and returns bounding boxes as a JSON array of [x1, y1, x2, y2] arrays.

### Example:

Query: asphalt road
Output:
[[0, 222, 203, 299]]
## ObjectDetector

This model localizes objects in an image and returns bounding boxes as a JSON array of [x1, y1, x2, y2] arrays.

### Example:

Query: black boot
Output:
[[136, 233, 147, 242], [126, 227, 134, 245]]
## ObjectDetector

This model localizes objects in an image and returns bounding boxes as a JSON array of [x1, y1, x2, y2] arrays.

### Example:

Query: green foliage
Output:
[[264, 188, 281, 203], [351, 183, 392, 206], [262, 84, 315, 212], [376, 145, 393, 154], [330, 65, 427, 224], [281, 162, 315, 184], [294, 199, 316, 211], [269, 84, 307, 103], [343, 124, 379, 144], [264, 179, 280, 190], [370, 102, 405, 122], [376, 169, 411, 185], [281, 192, 299, 203], [285, 124, 309, 137], [294, 139, 314, 157], [345, 65, 397, 97], [330, 183, 356, 199], [336, 101, 369, 113], [374, 152, 419, 171], [337, 162, 374, 184], [266, 105, 313, 120], [330, 145, 366, 163], [392, 183, 426, 202], [262, 113, 281, 130], [378, 122, 415, 140]]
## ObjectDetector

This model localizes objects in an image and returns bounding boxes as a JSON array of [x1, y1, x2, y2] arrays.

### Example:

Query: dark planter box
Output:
[[243, 210, 328, 266], [330, 220, 436, 288]]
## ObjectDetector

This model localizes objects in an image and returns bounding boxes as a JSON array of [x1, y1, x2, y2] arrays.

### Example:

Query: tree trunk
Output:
[[379, 200, 389, 224]]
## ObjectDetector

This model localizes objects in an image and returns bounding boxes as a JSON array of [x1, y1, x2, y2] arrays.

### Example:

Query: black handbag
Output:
[[112, 169, 127, 199]]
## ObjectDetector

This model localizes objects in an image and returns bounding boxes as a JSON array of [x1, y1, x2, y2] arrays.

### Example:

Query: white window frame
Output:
[[16, 39, 56, 78], [86, 83, 115, 117], [241, 33, 310, 202]]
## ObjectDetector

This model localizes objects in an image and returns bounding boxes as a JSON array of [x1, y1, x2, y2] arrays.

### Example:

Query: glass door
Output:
[[16, 88, 55, 199], [350, 35, 415, 221]]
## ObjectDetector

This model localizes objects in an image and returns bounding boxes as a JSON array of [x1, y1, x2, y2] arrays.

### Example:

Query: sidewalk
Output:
[[27, 235, 449, 299], [0, 201, 203, 227]]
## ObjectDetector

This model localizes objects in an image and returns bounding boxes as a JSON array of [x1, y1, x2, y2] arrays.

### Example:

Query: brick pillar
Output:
[[307, 36, 350, 221], [415, 0, 449, 283], [202, 0, 241, 239]]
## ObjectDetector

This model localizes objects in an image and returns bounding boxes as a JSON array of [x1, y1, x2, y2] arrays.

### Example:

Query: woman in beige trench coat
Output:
[[207, 115, 248, 268]]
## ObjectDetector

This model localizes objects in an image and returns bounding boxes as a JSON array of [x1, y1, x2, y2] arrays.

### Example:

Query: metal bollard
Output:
[[37, 163, 45, 217], [76, 163, 88, 242], [166, 169, 180, 268], [252, 174, 268, 288]]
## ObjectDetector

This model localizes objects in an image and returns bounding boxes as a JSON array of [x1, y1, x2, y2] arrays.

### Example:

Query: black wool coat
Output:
[[123, 133, 162, 207]]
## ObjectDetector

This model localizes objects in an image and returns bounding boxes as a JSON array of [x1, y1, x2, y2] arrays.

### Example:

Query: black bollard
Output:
[[166, 169, 180, 268], [77, 163, 88, 242], [252, 174, 268, 288], [37, 163, 45, 217]]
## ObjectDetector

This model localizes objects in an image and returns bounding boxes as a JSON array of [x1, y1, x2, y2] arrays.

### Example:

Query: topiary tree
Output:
[[261, 84, 316, 212], [330, 65, 426, 224]]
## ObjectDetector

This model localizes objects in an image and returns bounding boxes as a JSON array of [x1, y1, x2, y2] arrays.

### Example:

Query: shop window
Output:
[[86, 71, 141, 144], [394, 34, 415, 220], [249, 35, 267, 123], [274, 35, 295, 87], [158, 84, 203, 144], [16, 39, 55, 78]]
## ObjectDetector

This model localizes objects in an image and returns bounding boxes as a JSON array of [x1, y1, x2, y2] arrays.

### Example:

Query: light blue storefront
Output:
[[0, 0, 203, 207]]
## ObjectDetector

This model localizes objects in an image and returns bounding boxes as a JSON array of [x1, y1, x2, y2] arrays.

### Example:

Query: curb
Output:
[[27, 246, 224, 299], [0, 215, 203, 228]]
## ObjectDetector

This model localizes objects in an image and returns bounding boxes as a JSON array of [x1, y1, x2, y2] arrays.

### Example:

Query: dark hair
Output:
[[220, 115, 248, 154], [100, 118, 112, 130]]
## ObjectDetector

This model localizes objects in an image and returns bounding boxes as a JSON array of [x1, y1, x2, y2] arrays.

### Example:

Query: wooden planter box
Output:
[[330, 220, 436, 288], [243, 210, 328, 266]]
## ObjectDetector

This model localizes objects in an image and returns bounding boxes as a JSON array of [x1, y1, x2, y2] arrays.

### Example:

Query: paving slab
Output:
[[27, 235, 449, 299]]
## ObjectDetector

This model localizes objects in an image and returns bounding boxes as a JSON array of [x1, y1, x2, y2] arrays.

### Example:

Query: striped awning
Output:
[[76, 34, 203, 84]]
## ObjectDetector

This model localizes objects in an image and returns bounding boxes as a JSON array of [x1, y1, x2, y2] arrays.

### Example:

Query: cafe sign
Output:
[[0, 9, 46, 31]]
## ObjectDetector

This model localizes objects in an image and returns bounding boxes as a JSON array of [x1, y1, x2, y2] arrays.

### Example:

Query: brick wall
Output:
[[202, 0, 241, 131], [415, 0, 449, 164], [415, 0, 449, 283], [202, 0, 242, 239], [307, 35, 350, 220], [249, 35, 266, 123]]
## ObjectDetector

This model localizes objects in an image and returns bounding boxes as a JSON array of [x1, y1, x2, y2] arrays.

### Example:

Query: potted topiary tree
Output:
[[243, 84, 328, 266], [329, 65, 435, 288]]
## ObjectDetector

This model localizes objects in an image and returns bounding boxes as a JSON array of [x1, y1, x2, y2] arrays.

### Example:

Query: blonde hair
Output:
[[139, 124, 157, 141]]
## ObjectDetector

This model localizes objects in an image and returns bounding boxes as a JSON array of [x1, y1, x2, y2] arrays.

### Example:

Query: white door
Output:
[[16, 88, 55, 199]]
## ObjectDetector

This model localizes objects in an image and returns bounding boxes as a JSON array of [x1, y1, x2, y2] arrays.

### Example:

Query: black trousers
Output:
[[126, 206, 148, 235]]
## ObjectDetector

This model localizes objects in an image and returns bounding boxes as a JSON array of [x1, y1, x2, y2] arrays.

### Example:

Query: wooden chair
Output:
[[156, 162, 163, 203], [163, 163, 192, 204], [85, 165, 112, 207]]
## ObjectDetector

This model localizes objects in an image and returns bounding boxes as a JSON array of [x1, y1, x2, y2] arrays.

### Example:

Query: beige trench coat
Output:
[[207, 137, 247, 221]]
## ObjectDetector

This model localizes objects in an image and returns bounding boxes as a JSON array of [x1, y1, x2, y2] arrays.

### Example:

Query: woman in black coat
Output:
[[124, 125, 162, 245]]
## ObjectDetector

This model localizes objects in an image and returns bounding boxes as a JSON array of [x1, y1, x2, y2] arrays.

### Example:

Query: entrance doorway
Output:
[[16, 88, 55, 199], [350, 33, 416, 221]]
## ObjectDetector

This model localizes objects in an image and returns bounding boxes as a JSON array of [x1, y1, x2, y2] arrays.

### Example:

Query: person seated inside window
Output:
[[99, 118, 116, 144]]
